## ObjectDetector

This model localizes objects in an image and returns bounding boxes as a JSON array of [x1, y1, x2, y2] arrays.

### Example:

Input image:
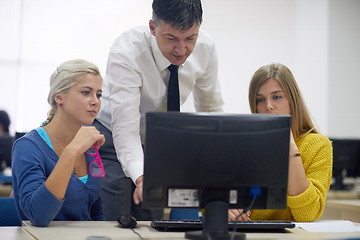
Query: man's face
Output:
[[149, 20, 200, 66]]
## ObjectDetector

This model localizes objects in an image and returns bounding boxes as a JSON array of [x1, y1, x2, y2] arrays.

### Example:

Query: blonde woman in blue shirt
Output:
[[12, 59, 105, 226]]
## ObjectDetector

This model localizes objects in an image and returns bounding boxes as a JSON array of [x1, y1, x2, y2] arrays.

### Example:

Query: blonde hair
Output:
[[248, 63, 318, 139], [44, 59, 101, 125]]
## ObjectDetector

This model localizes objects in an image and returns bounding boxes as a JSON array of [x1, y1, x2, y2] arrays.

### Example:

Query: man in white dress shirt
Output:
[[95, 0, 224, 221]]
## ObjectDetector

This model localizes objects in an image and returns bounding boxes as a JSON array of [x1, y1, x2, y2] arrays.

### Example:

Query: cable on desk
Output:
[[230, 187, 260, 240], [131, 228, 146, 240]]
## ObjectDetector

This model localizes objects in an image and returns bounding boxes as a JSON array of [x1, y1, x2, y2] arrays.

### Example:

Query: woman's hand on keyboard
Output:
[[228, 209, 251, 221]]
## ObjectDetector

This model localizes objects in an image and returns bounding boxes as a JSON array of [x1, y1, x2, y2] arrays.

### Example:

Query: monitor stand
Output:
[[330, 172, 354, 191], [185, 201, 246, 240]]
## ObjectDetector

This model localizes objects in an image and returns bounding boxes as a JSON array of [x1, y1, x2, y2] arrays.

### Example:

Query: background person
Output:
[[12, 59, 105, 226], [0, 110, 11, 136], [228, 63, 332, 222], [0, 110, 13, 170], [95, 0, 224, 221]]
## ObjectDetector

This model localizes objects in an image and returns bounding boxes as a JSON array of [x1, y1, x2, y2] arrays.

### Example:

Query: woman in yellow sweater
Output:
[[229, 63, 333, 222]]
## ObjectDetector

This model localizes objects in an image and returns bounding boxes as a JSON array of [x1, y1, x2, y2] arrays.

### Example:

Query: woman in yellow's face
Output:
[[255, 78, 291, 115]]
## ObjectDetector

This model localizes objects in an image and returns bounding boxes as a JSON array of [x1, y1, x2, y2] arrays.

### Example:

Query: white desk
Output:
[[327, 190, 360, 199], [321, 199, 360, 222], [16, 221, 360, 240], [0, 226, 35, 240]]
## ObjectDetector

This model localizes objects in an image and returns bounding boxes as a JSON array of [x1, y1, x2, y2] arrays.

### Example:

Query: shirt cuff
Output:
[[125, 160, 144, 185], [287, 182, 317, 208]]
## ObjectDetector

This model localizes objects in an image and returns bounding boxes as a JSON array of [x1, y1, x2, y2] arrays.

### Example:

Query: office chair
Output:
[[0, 197, 21, 226]]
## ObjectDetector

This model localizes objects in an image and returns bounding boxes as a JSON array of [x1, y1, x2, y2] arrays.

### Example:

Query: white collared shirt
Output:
[[97, 26, 224, 182]]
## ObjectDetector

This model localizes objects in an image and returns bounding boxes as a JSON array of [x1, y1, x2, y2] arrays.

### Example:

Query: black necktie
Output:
[[167, 64, 180, 111]]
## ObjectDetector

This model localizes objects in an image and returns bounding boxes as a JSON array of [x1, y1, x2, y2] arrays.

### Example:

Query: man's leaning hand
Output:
[[133, 175, 144, 204]]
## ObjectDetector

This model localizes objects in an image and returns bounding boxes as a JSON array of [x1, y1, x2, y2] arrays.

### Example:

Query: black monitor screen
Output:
[[0, 136, 14, 171], [143, 112, 291, 238], [330, 138, 360, 190], [15, 132, 27, 140]]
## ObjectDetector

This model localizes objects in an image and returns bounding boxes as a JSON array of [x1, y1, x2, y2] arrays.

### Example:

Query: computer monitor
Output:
[[0, 135, 14, 171], [329, 138, 360, 190], [15, 132, 27, 140], [143, 112, 291, 240]]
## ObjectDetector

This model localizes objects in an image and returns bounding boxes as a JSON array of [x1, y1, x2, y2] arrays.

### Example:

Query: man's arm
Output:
[[106, 51, 144, 184], [192, 43, 224, 112]]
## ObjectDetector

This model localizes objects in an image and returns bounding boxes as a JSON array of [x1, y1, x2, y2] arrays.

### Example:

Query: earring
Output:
[[59, 103, 63, 107]]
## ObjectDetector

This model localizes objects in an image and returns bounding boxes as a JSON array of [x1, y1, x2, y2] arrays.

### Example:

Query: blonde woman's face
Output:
[[60, 73, 103, 125], [255, 78, 290, 115]]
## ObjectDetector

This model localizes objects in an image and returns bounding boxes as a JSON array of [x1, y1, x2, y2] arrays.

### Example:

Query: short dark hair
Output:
[[0, 110, 10, 133], [152, 0, 203, 31]]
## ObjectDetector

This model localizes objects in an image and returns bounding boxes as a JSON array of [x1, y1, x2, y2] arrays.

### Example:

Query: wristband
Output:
[[290, 153, 301, 158]]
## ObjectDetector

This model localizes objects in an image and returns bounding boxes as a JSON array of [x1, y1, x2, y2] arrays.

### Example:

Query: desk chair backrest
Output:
[[0, 197, 21, 226]]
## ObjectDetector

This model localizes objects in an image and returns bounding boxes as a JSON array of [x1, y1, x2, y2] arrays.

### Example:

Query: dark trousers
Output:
[[93, 119, 163, 221]]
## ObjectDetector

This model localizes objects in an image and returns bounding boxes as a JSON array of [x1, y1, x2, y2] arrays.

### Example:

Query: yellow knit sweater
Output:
[[251, 133, 333, 222]]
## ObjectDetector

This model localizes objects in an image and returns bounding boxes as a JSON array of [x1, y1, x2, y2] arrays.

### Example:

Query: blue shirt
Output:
[[35, 127, 88, 184], [12, 129, 104, 226]]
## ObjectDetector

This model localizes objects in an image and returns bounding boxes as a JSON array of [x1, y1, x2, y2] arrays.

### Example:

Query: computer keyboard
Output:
[[151, 219, 295, 232]]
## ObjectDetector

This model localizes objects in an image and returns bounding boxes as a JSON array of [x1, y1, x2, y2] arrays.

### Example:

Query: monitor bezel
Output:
[[142, 112, 291, 210]]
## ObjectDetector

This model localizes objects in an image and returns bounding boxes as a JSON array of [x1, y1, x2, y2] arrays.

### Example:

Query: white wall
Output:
[[0, 0, 359, 138], [328, 0, 360, 138], [201, 0, 329, 136], [0, 0, 154, 133]]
